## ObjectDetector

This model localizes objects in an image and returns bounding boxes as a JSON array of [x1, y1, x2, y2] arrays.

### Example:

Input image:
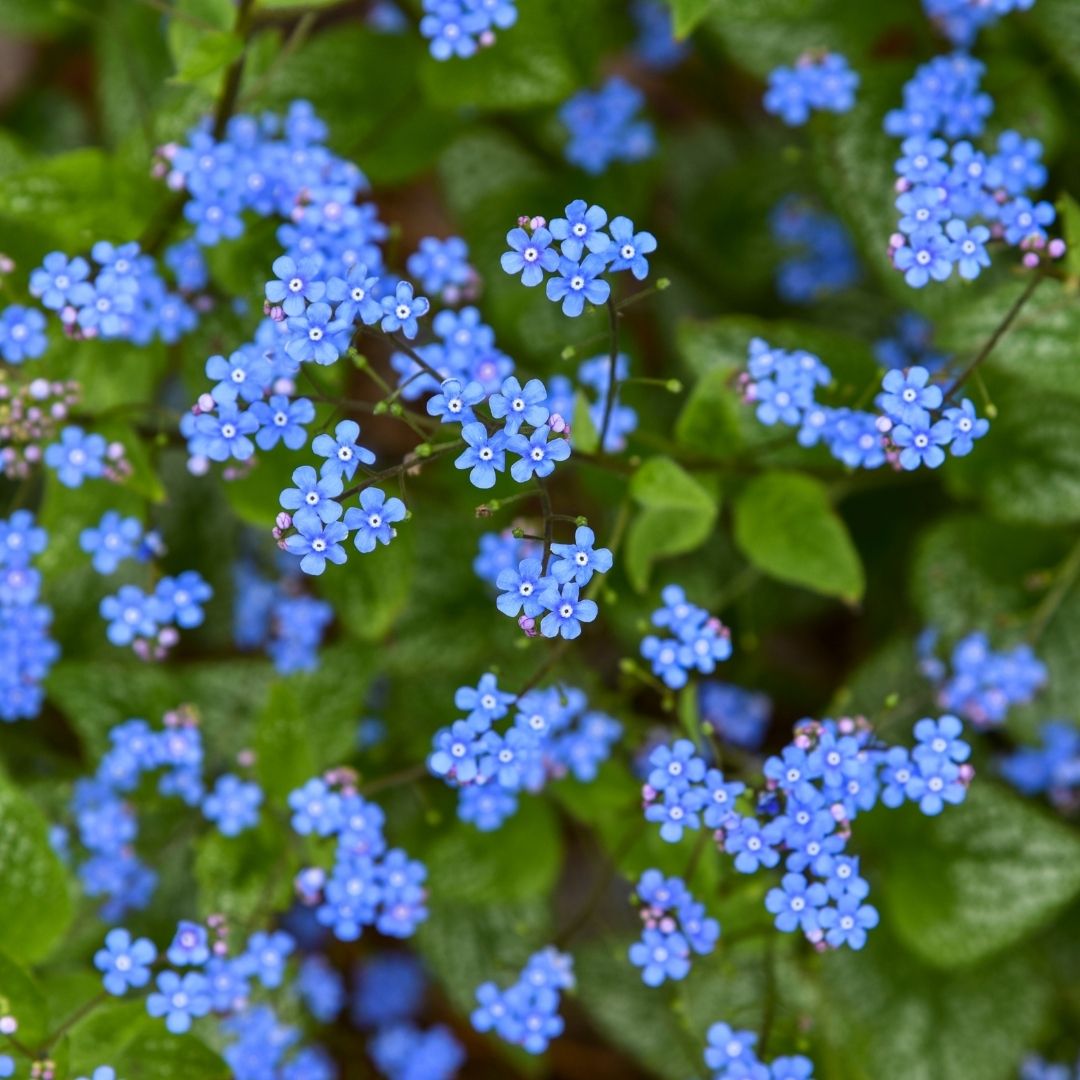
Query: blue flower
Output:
[[495, 557, 549, 618], [702, 769, 745, 829], [265, 254, 325, 317], [202, 774, 263, 836], [466, 0, 518, 30], [818, 895, 879, 949], [879, 366, 942, 425], [549, 526, 613, 586], [154, 571, 212, 628], [0, 304, 48, 364], [765, 871, 828, 934], [506, 426, 570, 482], [100, 585, 161, 646], [343, 488, 406, 552], [146, 970, 212, 1034], [429, 720, 486, 784], [647, 738, 707, 793], [312, 419, 376, 480], [549, 201, 611, 261], [489, 376, 549, 434], [426, 377, 486, 424], [407, 235, 471, 294], [380, 280, 430, 340], [1000, 197, 1055, 247], [894, 227, 952, 288], [605, 216, 657, 280], [539, 581, 598, 640], [420, 0, 486, 59], [455, 673, 516, 732], [455, 422, 507, 489], [771, 1055, 816, 1080], [44, 426, 108, 487], [913, 714, 970, 766], [944, 219, 991, 279], [943, 398, 989, 456], [500, 226, 560, 287], [284, 519, 350, 575], [704, 1023, 758, 1073], [545, 254, 611, 317], [326, 263, 383, 325], [629, 928, 690, 986], [892, 415, 953, 470], [79, 511, 143, 574], [895, 185, 949, 235], [205, 350, 273, 404], [644, 786, 703, 842], [285, 301, 348, 365], [641, 635, 688, 689], [94, 927, 156, 995], [724, 816, 784, 873], [280, 465, 344, 530], [29, 251, 91, 310], [239, 930, 295, 989], [288, 778, 344, 836], [167, 921, 210, 967], [250, 394, 315, 451], [908, 755, 968, 816], [193, 402, 259, 462]]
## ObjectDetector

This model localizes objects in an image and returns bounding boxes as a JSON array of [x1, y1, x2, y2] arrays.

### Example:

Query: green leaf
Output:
[[625, 456, 719, 591], [114, 1023, 229, 1079], [253, 680, 317, 800], [572, 391, 601, 454], [821, 933, 1047, 1080], [667, 0, 717, 37], [674, 364, 745, 457], [1028, 0, 1080, 89], [324, 525, 415, 642], [0, 783, 73, 963], [733, 471, 864, 602], [171, 29, 243, 84], [1059, 192, 1080, 278], [0, 950, 48, 1044], [867, 784, 1080, 969], [419, 0, 580, 110]]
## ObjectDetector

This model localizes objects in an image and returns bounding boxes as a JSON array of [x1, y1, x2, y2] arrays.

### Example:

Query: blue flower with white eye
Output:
[[765, 871, 828, 934], [1000, 197, 1055, 247], [549, 526, 612, 586], [455, 673, 516, 733], [944, 219, 991, 280], [94, 927, 157, 995], [202, 774, 263, 836], [894, 228, 952, 288], [549, 200, 611, 261], [942, 398, 988, 456], [895, 136, 949, 185], [455, 422, 507, 489], [265, 255, 325, 317], [312, 419, 376, 480], [44, 426, 108, 487], [207, 349, 274, 405], [895, 185, 949, 235], [892, 415, 953, 470], [146, 970, 212, 1034], [407, 235, 471, 295], [629, 928, 690, 986], [644, 786, 703, 843], [30, 251, 91, 310], [818, 895, 879, 950], [285, 301, 348, 365], [913, 714, 970, 766], [489, 376, 549, 434], [878, 366, 942, 426], [500, 227, 560, 286], [326, 263, 383, 325], [605, 216, 657, 279], [427, 377, 486, 424], [420, 0, 486, 60], [429, 720, 486, 784], [647, 739, 706, 793], [495, 558, 550, 619], [0, 304, 47, 364], [538, 582, 598, 640], [380, 281, 430, 340], [154, 570, 212, 628], [723, 816, 784, 873], [343, 488, 406, 553], [507, 427, 570, 482], [80, 511, 143, 574], [100, 585, 161, 645], [641, 635, 688, 689], [194, 403, 259, 462], [239, 930, 295, 989], [167, 921, 209, 967], [250, 394, 315, 451], [280, 465, 344, 530], [702, 770, 745, 829], [546, 254, 611, 317], [284, 519, 350, 576]]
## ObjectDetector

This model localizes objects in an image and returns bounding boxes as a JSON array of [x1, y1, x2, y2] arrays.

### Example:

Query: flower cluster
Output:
[[419, 0, 518, 61], [705, 1022, 816, 1079], [631, 0, 688, 69], [1001, 722, 1080, 813], [558, 78, 655, 174], [79, 510, 161, 574], [45, 425, 131, 488], [496, 525, 611, 638], [65, 709, 206, 919], [0, 510, 58, 721], [99, 570, 212, 658], [0, 371, 80, 479], [471, 947, 574, 1054], [770, 197, 860, 304], [873, 311, 951, 373], [918, 628, 1047, 725], [28, 241, 197, 345], [763, 52, 859, 126], [234, 558, 333, 673], [741, 337, 990, 471], [640, 584, 733, 690], [885, 53, 1064, 286], [406, 235, 475, 301], [629, 870, 720, 986], [922, 0, 1035, 46], [502, 199, 657, 316], [428, 678, 621, 830], [276, 433, 407, 576], [643, 715, 972, 951], [699, 680, 772, 751], [288, 773, 429, 941]]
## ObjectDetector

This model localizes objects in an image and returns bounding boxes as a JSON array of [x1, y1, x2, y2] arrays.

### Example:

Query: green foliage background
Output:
[[0, 0, 1079, 1076]]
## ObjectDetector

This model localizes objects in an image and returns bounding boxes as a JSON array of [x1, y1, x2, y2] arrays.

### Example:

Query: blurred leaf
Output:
[[572, 391, 601, 454], [194, 818, 294, 924], [171, 30, 243, 84], [0, 782, 73, 963], [821, 933, 1047, 1080], [253, 680, 317, 800], [734, 471, 864, 602], [324, 526, 415, 641], [675, 364, 745, 456], [868, 784, 1080, 968], [625, 456, 719, 590], [1058, 193, 1080, 278], [0, 0, 74, 36], [112, 1023, 229, 1079], [1028, 0, 1080, 89], [668, 0, 717, 37], [0, 949, 48, 1044]]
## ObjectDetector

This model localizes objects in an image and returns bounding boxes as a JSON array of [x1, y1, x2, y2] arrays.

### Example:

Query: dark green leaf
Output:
[[253, 680, 317, 800], [0, 950, 48, 1044], [324, 525, 415, 641]]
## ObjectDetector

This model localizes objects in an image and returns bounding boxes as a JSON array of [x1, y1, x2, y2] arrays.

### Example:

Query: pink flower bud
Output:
[[1022, 251, 1040, 269], [196, 392, 215, 414], [276, 511, 293, 531], [1048, 238, 1066, 259], [548, 412, 568, 434], [518, 614, 538, 637]]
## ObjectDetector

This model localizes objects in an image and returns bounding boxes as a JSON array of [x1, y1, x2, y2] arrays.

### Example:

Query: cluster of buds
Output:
[[0, 372, 81, 479], [206, 912, 232, 958], [1019, 233, 1067, 270]]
